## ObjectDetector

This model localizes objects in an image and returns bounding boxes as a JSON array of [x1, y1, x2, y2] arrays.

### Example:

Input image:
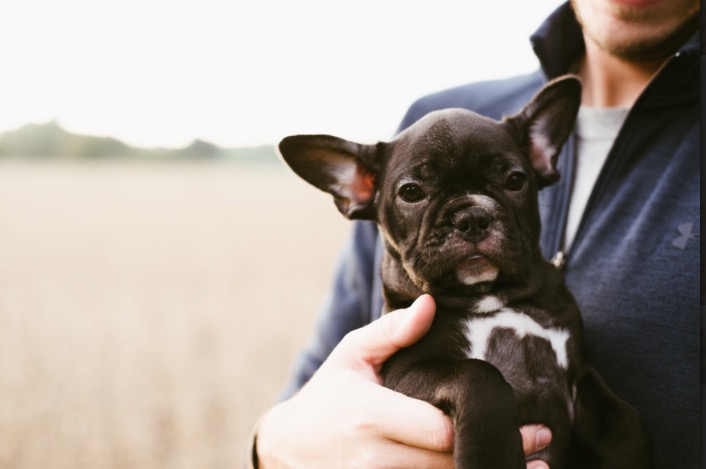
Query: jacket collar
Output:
[[530, 2, 584, 79]]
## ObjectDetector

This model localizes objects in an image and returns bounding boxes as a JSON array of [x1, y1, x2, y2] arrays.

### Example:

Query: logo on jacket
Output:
[[672, 222, 699, 250]]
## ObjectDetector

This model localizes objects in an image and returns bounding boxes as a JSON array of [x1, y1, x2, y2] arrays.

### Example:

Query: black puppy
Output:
[[278, 76, 652, 468]]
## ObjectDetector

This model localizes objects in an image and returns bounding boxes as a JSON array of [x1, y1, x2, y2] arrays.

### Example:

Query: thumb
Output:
[[329, 294, 436, 372]]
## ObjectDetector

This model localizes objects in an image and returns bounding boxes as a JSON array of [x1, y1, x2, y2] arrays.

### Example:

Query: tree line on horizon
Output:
[[0, 120, 280, 164]]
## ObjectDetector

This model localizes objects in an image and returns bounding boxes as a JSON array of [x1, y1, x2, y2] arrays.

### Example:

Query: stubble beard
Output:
[[571, 0, 700, 62]]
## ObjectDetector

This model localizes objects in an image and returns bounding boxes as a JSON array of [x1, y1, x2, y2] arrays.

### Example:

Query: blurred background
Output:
[[0, 0, 563, 467]]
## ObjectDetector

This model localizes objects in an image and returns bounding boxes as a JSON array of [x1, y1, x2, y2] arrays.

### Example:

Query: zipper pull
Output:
[[551, 251, 566, 270]]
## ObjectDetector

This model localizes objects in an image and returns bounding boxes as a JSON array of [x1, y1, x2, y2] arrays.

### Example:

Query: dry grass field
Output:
[[0, 160, 350, 468]]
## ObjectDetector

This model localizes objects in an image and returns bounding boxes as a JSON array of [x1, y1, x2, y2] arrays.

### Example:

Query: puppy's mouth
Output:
[[456, 254, 499, 286], [411, 233, 502, 291]]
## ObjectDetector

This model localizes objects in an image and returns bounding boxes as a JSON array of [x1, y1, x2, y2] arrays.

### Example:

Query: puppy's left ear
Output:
[[506, 75, 582, 188], [279, 135, 382, 220]]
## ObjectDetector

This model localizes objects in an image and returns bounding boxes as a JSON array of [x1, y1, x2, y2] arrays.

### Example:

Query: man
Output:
[[251, 1, 700, 468]]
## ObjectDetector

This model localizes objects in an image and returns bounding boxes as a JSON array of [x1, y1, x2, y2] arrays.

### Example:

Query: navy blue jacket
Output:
[[281, 3, 700, 467]]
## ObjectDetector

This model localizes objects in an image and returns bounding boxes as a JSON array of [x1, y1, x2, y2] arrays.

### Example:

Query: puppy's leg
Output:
[[388, 359, 525, 469], [572, 367, 653, 469]]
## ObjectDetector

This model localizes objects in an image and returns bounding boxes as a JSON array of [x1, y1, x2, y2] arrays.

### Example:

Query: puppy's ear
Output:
[[279, 135, 381, 219], [506, 75, 582, 188]]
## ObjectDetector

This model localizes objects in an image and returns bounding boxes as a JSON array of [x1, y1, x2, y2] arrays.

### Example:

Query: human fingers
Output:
[[256, 375, 452, 469], [520, 424, 552, 469], [328, 294, 436, 373], [357, 382, 454, 452], [527, 460, 550, 469], [520, 424, 551, 454], [343, 438, 454, 469]]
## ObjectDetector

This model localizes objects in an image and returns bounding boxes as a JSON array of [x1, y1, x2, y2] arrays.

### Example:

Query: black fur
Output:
[[279, 76, 652, 468]]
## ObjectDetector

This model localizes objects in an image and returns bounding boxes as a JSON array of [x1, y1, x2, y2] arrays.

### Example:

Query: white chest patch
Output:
[[464, 309, 570, 368], [474, 295, 505, 313]]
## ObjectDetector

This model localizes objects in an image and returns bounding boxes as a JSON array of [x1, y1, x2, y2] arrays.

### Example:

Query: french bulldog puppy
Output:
[[278, 76, 652, 468]]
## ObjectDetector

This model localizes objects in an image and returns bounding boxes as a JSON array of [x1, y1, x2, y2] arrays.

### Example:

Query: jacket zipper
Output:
[[550, 52, 681, 270]]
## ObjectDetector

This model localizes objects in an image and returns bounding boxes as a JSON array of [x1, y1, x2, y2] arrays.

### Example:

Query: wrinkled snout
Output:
[[451, 205, 493, 243]]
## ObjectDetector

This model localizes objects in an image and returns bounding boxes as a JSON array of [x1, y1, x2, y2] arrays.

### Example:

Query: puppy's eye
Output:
[[504, 171, 527, 191], [398, 183, 425, 202]]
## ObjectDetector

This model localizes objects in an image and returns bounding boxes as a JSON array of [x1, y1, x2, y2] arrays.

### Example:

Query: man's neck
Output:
[[577, 38, 666, 108]]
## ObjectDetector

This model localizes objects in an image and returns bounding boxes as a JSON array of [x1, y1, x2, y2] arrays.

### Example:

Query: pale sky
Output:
[[0, 0, 565, 148]]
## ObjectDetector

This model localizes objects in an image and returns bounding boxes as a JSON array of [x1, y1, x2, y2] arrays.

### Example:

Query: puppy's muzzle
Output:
[[451, 206, 492, 243]]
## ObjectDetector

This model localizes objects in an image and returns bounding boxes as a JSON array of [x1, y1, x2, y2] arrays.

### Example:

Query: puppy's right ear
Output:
[[505, 75, 582, 188], [279, 135, 382, 220]]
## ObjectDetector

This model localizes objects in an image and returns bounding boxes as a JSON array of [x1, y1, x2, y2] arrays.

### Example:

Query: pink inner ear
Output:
[[530, 145, 551, 174], [355, 167, 376, 201], [336, 163, 375, 205], [529, 132, 555, 174]]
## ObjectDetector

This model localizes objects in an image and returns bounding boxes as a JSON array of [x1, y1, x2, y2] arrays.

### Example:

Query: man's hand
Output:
[[255, 295, 552, 469]]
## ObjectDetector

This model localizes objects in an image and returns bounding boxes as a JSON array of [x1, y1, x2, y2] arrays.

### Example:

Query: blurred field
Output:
[[0, 160, 350, 468]]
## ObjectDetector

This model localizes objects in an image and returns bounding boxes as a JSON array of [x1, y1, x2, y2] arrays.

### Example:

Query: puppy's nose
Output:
[[452, 206, 491, 241]]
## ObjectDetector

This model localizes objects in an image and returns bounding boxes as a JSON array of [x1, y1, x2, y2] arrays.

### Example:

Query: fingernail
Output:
[[527, 461, 548, 469], [535, 428, 551, 449]]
